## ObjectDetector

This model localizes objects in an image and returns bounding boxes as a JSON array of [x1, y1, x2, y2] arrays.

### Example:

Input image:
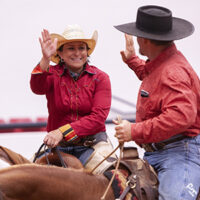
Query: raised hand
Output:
[[39, 29, 58, 71], [39, 29, 57, 60], [120, 34, 136, 62]]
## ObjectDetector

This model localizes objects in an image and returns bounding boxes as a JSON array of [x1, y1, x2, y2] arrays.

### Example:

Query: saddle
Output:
[[103, 147, 159, 200]]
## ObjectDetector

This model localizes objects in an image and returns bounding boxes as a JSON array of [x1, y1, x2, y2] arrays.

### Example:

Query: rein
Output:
[[33, 143, 67, 168], [101, 142, 124, 200], [99, 116, 124, 200], [33, 143, 46, 163], [55, 147, 67, 168]]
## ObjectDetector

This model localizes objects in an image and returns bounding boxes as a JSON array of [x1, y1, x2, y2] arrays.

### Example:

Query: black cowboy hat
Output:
[[114, 5, 194, 41]]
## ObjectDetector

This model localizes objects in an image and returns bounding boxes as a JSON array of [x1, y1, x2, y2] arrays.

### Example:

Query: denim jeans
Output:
[[144, 135, 200, 200], [56, 146, 94, 166]]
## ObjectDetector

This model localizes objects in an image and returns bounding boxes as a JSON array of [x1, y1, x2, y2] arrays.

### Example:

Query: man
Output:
[[113, 5, 200, 200]]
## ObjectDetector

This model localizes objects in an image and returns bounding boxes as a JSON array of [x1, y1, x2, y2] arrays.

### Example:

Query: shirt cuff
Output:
[[59, 124, 78, 142], [131, 123, 144, 141], [125, 55, 138, 64], [31, 64, 50, 74]]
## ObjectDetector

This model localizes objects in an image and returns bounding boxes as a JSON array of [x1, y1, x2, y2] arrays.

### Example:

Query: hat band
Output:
[[136, 6, 172, 34]]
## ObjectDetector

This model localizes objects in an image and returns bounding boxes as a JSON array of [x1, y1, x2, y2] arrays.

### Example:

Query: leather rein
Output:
[[33, 143, 67, 168]]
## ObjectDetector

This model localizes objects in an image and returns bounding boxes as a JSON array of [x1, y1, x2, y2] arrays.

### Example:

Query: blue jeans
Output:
[[144, 135, 200, 200], [57, 146, 94, 166]]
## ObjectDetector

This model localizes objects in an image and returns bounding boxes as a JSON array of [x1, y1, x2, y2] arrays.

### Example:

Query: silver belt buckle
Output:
[[151, 143, 158, 151]]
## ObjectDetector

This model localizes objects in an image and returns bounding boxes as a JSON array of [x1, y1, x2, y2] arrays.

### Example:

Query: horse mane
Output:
[[0, 163, 86, 175]]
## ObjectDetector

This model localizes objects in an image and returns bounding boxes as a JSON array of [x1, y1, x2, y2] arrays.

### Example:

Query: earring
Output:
[[60, 58, 64, 63]]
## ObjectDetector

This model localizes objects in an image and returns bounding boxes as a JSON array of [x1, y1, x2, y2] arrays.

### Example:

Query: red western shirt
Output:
[[30, 63, 111, 139], [126, 44, 200, 144]]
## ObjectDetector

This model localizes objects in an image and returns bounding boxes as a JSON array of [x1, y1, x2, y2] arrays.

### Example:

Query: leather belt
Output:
[[59, 132, 108, 147], [142, 135, 189, 152]]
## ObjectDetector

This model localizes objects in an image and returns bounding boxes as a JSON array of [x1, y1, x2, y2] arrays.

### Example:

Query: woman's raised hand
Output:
[[39, 29, 57, 60], [39, 29, 57, 71], [120, 34, 136, 63]]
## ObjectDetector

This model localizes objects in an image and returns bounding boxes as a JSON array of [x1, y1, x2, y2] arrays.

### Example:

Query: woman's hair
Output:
[[57, 45, 64, 52]]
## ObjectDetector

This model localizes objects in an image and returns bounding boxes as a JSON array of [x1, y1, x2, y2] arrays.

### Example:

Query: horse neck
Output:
[[0, 164, 114, 200]]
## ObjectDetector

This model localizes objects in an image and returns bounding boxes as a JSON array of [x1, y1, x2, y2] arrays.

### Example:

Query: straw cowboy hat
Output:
[[114, 5, 194, 41], [50, 24, 98, 64]]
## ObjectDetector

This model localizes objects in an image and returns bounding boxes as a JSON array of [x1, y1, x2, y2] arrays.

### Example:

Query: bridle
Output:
[[33, 143, 67, 168]]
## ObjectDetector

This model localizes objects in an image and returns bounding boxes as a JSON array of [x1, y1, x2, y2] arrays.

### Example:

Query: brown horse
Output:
[[0, 146, 114, 199], [0, 164, 115, 200], [0, 146, 159, 200], [0, 145, 83, 169]]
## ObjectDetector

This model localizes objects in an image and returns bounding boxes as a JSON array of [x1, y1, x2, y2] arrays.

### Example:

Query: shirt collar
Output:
[[145, 43, 177, 74], [83, 63, 96, 75], [61, 62, 96, 79]]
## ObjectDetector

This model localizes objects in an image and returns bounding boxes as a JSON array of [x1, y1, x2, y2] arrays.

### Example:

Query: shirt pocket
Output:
[[137, 89, 160, 120], [137, 98, 153, 120]]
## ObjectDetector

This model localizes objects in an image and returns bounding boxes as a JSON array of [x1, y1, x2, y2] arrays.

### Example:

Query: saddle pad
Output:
[[103, 169, 138, 200]]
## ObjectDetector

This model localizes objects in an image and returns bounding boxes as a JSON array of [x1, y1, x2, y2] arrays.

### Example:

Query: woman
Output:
[[30, 25, 115, 173]]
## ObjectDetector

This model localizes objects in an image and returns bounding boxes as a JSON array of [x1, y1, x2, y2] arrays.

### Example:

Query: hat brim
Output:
[[50, 32, 97, 64], [114, 17, 194, 41]]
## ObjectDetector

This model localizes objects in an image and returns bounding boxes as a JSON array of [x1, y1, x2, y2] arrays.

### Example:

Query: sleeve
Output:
[[59, 124, 78, 142], [30, 63, 53, 95], [125, 55, 147, 80], [59, 72, 112, 139], [131, 68, 198, 144]]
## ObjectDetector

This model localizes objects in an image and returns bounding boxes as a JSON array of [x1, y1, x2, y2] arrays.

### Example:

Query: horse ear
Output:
[[0, 146, 30, 165]]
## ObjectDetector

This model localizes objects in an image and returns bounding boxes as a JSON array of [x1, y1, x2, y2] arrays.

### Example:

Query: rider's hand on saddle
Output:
[[43, 128, 63, 148], [113, 119, 132, 143]]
